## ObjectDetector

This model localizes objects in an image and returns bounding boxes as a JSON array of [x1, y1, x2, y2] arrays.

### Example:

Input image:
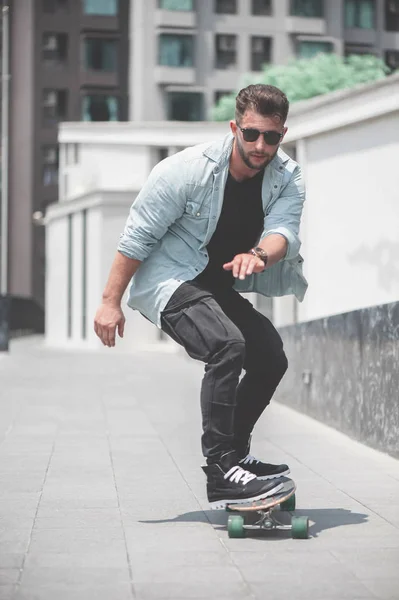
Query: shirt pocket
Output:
[[185, 185, 212, 220]]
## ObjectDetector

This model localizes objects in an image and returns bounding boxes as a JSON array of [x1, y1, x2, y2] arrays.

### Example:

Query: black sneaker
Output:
[[202, 462, 284, 510], [238, 453, 290, 480]]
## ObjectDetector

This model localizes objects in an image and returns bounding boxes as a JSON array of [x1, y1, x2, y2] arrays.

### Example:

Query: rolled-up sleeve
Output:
[[261, 165, 306, 261], [117, 161, 186, 261]]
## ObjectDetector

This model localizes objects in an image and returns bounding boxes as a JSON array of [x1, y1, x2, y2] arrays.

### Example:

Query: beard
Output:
[[236, 135, 278, 171]]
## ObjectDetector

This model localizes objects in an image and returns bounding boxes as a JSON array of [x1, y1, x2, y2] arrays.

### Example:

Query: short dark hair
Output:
[[235, 84, 289, 124]]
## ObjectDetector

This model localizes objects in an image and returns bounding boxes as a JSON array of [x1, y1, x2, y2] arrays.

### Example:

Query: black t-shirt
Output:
[[194, 169, 265, 291]]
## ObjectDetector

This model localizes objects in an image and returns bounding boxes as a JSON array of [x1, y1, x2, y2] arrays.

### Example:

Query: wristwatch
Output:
[[250, 246, 268, 268]]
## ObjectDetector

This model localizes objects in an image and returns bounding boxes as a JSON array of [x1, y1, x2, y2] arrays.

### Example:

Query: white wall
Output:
[[45, 216, 69, 345], [60, 144, 153, 202], [45, 191, 167, 352], [295, 112, 399, 323]]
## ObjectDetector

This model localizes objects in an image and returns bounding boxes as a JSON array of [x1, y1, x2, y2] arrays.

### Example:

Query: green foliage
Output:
[[211, 53, 391, 121]]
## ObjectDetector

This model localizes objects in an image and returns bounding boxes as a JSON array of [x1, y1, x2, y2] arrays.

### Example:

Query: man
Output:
[[94, 84, 307, 509]]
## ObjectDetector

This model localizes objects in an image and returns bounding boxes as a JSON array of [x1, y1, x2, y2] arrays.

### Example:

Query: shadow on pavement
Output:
[[294, 507, 368, 538], [139, 506, 369, 538]]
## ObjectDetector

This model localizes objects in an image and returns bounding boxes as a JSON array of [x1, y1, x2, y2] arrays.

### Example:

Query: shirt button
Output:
[[196, 212, 201, 217], [274, 185, 278, 188]]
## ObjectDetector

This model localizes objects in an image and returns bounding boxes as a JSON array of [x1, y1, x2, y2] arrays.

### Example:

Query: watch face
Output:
[[255, 248, 268, 263]]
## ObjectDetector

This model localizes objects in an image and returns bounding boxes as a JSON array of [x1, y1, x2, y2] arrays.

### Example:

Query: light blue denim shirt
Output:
[[118, 133, 308, 327]]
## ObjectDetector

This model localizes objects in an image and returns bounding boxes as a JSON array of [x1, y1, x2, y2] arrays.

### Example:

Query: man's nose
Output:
[[254, 135, 267, 152]]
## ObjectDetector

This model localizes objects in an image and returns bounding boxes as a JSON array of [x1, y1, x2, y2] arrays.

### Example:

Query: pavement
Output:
[[0, 335, 399, 600]]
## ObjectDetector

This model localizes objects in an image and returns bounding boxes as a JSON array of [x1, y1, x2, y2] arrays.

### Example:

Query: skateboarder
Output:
[[94, 84, 307, 509]]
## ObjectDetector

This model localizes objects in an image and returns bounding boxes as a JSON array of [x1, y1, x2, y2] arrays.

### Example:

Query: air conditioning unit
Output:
[[388, 0, 399, 14], [386, 50, 399, 67], [252, 38, 265, 53], [44, 148, 58, 164], [218, 36, 236, 51], [43, 35, 58, 51], [43, 91, 57, 106]]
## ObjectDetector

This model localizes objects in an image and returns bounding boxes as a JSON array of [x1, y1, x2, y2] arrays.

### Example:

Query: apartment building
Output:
[[4, 0, 129, 331], [130, 0, 399, 121]]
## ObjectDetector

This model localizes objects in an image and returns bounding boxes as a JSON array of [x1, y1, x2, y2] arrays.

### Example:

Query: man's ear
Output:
[[281, 126, 288, 141], [230, 120, 237, 136]]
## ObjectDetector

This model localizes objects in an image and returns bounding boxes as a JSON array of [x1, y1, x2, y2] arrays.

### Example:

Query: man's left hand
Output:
[[223, 253, 265, 280]]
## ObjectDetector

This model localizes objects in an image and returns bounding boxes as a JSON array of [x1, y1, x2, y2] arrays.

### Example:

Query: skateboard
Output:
[[226, 477, 309, 539]]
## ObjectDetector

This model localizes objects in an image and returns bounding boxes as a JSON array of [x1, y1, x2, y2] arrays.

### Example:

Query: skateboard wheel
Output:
[[291, 516, 309, 539], [227, 515, 245, 538], [280, 493, 296, 512]]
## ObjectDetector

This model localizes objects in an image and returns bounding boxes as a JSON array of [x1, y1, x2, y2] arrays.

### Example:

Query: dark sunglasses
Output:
[[238, 126, 284, 145]]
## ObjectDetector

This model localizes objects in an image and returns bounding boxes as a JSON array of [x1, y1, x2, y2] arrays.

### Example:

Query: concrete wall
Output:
[[275, 300, 399, 459]]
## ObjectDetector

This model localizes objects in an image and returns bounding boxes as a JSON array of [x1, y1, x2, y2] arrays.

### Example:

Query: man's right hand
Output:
[[94, 302, 125, 348]]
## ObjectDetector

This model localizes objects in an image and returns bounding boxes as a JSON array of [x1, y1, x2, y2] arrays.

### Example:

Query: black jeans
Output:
[[160, 282, 288, 465]]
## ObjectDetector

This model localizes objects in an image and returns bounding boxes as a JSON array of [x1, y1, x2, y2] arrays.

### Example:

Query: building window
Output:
[[215, 34, 237, 69], [344, 0, 375, 28], [158, 0, 194, 9], [84, 38, 117, 72], [42, 146, 59, 186], [159, 34, 194, 67], [290, 0, 324, 17], [251, 37, 272, 71], [82, 95, 119, 121], [385, 49, 399, 71], [214, 90, 233, 103], [42, 89, 68, 125], [43, 0, 68, 12], [385, 0, 399, 31], [215, 0, 237, 14], [82, 0, 118, 15], [298, 40, 333, 58], [167, 92, 204, 121], [252, 0, 272, 15], [42, 33, 68, 67]]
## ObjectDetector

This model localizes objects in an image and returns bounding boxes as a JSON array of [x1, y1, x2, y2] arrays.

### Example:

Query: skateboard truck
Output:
[[226, 478, 309, 539]]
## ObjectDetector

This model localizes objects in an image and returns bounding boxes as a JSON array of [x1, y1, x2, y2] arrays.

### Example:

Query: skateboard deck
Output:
[[225, 477, 309, 539], [226, 476, 296, 513]]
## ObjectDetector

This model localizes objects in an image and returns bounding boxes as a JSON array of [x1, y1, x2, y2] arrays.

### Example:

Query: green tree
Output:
[[212, 53, 391, 121]]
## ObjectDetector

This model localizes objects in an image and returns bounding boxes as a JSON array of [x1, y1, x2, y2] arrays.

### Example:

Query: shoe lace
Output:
[[239, 453, 260, 466], [224, 465, 257, 485]]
